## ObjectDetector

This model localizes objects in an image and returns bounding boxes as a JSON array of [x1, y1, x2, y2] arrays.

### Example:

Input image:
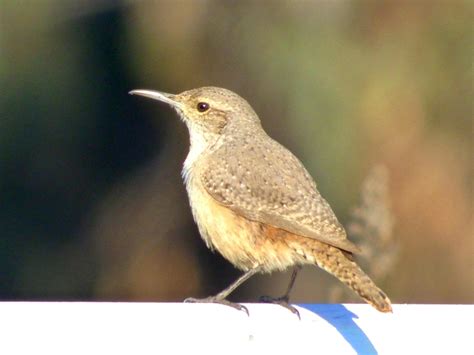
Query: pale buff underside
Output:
[[185, 174, 323, 273]]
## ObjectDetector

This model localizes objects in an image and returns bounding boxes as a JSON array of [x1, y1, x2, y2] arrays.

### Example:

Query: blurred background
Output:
[[0, 0, 472, 305]]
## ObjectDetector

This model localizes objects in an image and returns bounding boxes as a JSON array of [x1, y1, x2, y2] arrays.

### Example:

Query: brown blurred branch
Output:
[[329, 165, 399, 302]]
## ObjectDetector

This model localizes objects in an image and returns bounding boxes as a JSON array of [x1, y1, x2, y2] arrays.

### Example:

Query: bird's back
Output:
[[199, 128, 360, 254]]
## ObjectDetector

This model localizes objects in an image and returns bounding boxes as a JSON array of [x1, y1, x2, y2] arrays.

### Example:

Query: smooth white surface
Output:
[[0, 303, 472, 355]]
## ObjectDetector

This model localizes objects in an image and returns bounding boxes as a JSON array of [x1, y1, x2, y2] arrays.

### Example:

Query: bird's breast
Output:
[[184, 174, 311, 272]]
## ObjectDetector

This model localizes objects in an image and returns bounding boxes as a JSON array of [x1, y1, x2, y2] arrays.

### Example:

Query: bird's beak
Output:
[[129, 89, 182, 109]]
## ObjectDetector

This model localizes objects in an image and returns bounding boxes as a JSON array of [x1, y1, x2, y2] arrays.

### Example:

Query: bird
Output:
[[130, 86, 392, 316]]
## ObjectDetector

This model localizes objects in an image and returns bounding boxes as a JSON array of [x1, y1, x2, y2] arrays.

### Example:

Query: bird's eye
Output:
[[197, 102, 210, 112]]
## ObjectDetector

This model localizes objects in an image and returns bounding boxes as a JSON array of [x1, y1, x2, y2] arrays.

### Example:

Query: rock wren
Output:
[[130, 87, 392, 315]]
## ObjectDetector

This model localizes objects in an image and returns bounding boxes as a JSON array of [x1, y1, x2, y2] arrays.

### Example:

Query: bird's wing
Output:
[[200, 137, 361, 254]]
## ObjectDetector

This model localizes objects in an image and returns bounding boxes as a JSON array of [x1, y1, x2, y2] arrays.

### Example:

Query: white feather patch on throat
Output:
[[181, 123, 208, 184]]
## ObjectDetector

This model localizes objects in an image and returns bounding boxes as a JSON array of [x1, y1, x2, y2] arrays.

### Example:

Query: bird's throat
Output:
[[182, 126, 208, 185]]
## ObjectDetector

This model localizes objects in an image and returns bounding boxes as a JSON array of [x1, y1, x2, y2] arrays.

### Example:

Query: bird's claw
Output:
[[259, 295, 301, 319], [184, 296, 249, 316]]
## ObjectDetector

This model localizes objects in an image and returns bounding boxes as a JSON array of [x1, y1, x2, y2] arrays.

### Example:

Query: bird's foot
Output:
[[259, 295, 300, 319], [184, 296, 249, 316]]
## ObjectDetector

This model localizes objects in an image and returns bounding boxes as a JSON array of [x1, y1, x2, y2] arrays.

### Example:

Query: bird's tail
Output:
[[313, 245, 392, 313]]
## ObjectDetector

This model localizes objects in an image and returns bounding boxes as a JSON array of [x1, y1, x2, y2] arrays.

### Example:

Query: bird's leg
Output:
[[185, 265, 263, 315], [259, 266, 302, 318]]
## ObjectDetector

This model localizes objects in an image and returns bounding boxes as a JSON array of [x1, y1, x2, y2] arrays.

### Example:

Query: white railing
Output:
[[0, 303, 471, 354]]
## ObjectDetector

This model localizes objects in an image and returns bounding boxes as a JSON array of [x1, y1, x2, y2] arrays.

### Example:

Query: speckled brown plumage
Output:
[[200, 124, 361, 254], [130, 86, 392, 313]]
